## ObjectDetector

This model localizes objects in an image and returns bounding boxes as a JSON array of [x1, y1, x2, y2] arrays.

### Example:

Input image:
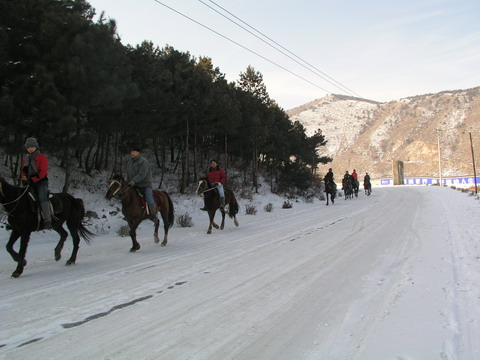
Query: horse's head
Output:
[[195, 178, 210, 195], [105, 174, 127, 200]]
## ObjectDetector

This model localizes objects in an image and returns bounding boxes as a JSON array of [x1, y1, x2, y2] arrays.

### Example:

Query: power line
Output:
[[151, 0, 331, 94], [201, 0, 361, 98]]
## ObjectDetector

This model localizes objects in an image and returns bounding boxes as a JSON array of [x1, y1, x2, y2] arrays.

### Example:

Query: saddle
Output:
[[135, 189, 162, 214], [27, 188, 63, 215]]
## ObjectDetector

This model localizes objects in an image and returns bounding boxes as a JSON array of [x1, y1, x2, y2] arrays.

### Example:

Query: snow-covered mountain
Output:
[[288, 87, 480, 179]]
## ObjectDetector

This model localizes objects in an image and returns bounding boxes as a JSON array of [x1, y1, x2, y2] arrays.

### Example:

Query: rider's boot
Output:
[[40, 201, 53, 229], [148, 203, 158, 221]]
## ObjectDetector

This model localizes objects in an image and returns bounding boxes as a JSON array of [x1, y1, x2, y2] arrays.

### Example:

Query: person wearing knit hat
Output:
[[126, 147, 157, 221], [21, 137, 53, 229]]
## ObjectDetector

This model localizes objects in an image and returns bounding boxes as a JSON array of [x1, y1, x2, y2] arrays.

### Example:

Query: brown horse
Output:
[[105, 174, 174, 252], [195, 177, 239, 234]]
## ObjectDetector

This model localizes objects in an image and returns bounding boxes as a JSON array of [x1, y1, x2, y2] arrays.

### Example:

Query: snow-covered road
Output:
[[1, 186, 480, 359]]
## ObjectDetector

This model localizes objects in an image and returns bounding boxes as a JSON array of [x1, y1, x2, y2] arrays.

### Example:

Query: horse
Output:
[[105, 174, 174, 252], [342, 176, 354, 200], [324, 177, 336, 205], [195, 177, 239, 234], [364, 179, 372, 196], [352, 177, 359, 198], [0, 176, 95, 278]]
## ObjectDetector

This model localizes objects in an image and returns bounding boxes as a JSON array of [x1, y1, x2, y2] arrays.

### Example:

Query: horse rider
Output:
[[352, 169, 359, 189], [364, 172, 371, 188], [324, 168, 337, 192], [126, 146, 157, 221], [201, 159, 227, 211], [21, 137, 52, 229]]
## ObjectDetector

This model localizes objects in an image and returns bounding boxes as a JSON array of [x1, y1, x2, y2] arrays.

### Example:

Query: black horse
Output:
[[352, 177, 359, 198], [0, 176, 94, 278], [364, 178, 372, 196], [324, 177, 336, 205], [105, 174, 174, 252], [195, 177, 239, 234], [342, 176, 354, 200]]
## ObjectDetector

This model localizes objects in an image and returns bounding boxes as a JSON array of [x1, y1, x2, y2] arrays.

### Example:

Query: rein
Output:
[[196, 180, 216, 194], [0, 182, 30, 216], [0, 183, 30, 206]]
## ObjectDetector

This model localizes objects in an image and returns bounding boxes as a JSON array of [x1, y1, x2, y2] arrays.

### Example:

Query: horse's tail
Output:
[[227, 190, 239, 218], [161, 191, 174, 229], [73, 197, 96, 244]]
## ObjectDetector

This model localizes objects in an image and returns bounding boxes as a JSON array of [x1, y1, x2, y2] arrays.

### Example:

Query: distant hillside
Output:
[[287, 87, 480, 179]]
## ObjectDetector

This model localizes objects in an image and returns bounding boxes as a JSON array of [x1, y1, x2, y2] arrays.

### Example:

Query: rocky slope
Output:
[[287, 87, 480, 179]]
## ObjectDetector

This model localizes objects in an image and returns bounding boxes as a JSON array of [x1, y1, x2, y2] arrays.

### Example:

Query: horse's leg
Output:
[[65, 223, 81, 266], [207, 210, 216, 234], [219, 208, 226, 230], [128, 220, 141, 252], [153, 217, 160, 244], [6, 229, 22, 264], [54, 225, 69, 261], [11, 232, 31, 278], [159, 206, 169, 247]]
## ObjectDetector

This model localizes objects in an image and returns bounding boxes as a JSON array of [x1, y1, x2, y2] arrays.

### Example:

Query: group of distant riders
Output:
[[324, 168, 372, 197]]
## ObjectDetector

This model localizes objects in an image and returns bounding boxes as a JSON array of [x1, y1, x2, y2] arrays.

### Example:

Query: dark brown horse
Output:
[[105, 174, 174, 251], [324, 177, 336, 205], [0, 176, 94, 278], [195, 177, 239, 234], [342, 176, 354, 200], [364, 178, 372, 196]]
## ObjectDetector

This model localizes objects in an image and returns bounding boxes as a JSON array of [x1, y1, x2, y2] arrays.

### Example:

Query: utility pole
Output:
[[437, 129, 442, 186], [470, 132, 477, 194]]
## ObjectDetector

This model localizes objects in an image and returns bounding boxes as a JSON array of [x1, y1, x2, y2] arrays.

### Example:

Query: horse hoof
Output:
[[154, 236, 160, 244], [11, 272, 21, 278], [55, 254, 61, 262], [161, 241, 167, 247], [65, 260, 75, 266]]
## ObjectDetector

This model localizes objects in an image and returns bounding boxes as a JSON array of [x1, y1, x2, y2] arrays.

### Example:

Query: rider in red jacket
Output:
[[201, 160, 227, 210], [21, 137, 52, 229]]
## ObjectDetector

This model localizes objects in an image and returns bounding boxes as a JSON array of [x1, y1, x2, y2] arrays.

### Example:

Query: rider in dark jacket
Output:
[[126, 146, 157, 221], [324, 168, 337, 192]]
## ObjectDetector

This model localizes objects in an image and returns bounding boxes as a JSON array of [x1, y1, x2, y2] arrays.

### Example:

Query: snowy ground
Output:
[[1, 185, 480, 359]]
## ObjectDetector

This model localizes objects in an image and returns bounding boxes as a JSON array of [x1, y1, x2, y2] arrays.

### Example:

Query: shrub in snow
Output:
[[245, 204, 257, 215], [282, 200, 293, 209], [118, 225, 130, 237], [176, 213, 194, 227], [264, 203, 273, 212]]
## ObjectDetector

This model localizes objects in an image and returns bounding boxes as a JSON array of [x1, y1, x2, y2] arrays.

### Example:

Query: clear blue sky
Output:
[[88, 0, 480, 110]]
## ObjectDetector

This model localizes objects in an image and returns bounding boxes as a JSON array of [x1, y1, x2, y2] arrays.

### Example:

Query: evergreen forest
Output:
[[0, 0, 331, 193]]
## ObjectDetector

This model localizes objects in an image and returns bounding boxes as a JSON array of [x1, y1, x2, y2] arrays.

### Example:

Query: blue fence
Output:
[[379, 177, 480, 186]]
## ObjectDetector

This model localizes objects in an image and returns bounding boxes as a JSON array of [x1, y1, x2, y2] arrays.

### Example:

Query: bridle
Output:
[[195, 179, 216, 195], [107, 179, 131, 198]]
